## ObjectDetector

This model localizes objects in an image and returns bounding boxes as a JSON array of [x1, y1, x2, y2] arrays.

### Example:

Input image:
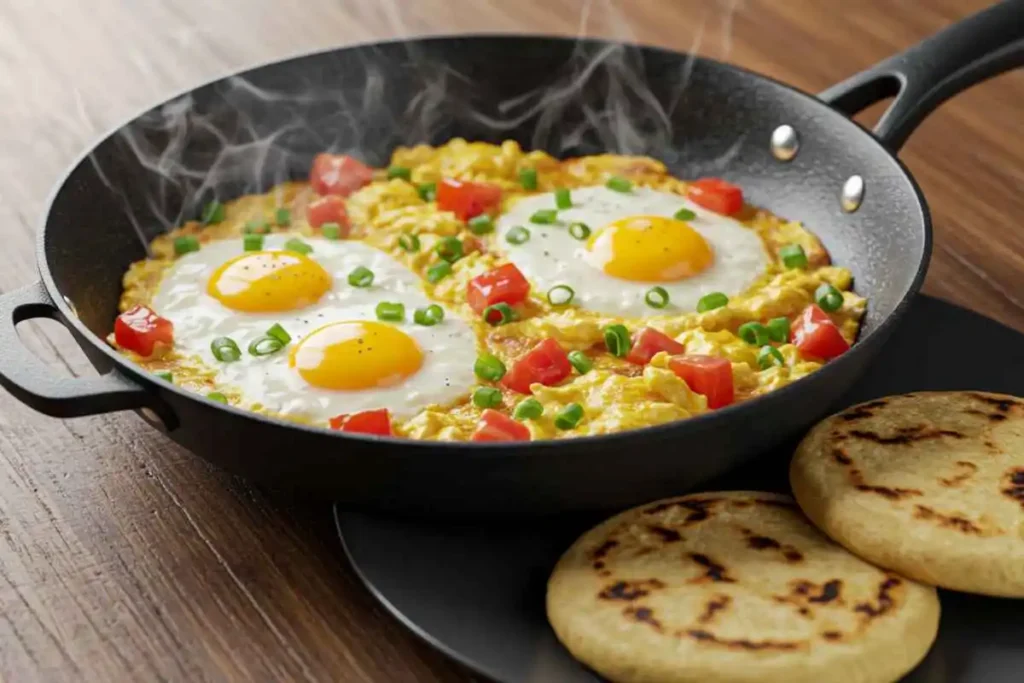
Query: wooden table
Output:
[[1, 0, 1021, 680]]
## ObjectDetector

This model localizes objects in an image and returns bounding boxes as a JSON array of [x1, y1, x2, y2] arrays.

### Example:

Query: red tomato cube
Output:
[[791, 304, 850, 361], [310, 154, 374, 197], [467, 264, 531, 319], [668, 355, 735, 409], [471, 409, 531, 442], [306, 195, 349, 232], [686, 178, 744, 216], [501, 339, 572, 394], [114, 305, 174, 357], [436, 178, 502, 220], [626, 327, 685, 365], [329, 408, 392, 436]]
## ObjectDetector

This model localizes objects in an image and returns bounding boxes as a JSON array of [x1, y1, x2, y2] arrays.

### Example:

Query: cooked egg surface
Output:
[[150, 235, 476, 420], [496, 186, 770, 318]]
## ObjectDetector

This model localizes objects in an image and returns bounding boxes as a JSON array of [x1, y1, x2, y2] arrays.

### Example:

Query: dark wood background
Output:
[[1, 0, 1022, 680]]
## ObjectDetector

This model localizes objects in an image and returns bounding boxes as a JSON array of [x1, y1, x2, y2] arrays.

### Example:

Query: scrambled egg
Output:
[[116, 139, 866, 441]]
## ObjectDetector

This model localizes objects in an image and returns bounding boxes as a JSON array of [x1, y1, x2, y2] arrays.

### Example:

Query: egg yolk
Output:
[[207, 251, 332, 312], [587, 215, 713, 282], [289, 321, 424, 391]]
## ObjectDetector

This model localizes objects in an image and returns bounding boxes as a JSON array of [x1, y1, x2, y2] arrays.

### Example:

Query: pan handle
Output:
[[0, 281, 159, 418], [819, 0, 1024, 151]]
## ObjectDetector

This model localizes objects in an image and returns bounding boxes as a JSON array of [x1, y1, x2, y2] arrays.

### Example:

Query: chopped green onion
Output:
[[248, 335, 284, 357], [555, 403, 585, 430], [568, 222, 591, 240], [645, 286, 670, 309], [513, 397, 543, 421], [201, 200, 225, 224], [674, 207, 697, 221], [758, 345, 786, 370], [399, 233, 421, 252], [387, 165, 411, 181], [207, 392, 228, 404], [767, 317, 791, 343], [154, 371, 173, 382], [697, 292, 729, 313], [210, 336, 241, 362], [375, 301, 405, 322], [483, 303, 515, 326], [347, 265, 374, 288], [243, 234, 264, 251], [435, 236, 464, 263], [604, 324, 631, 358], [530, 209, 558, 224], [321, 222, 343, 240], [174, 236, 200, 255], [468, 214, 494, 235], [547, 285, 575, 306], [266, 323, 291, 345], [815, 283, 844, 312], [779, 244, 808, 269], [244, 218, 270, 234], [426, 262, 452, 283], [473, 386, 503, 409], [554, 188, 572, 209], [474, 354, 507, 382], [738, 322, 771, 346], [284, 238, 312, 255], [568, 350, 592, 375], [275, 207, 291, 226], [417, 182, 437, 202], [506, 226, 530, 245], [519, 168, 538, 190], [413, 305, 444, 326], [606, 176, 632, 192]]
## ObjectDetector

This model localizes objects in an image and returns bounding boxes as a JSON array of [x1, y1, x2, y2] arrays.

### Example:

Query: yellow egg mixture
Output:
[[113, 139, 866, 441]]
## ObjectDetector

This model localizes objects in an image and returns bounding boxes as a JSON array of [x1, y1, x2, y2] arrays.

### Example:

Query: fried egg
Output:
[[497, 186, 770, 317], [151, 235, 477, 420]]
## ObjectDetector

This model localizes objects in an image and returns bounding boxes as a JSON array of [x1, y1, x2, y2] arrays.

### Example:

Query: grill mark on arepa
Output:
[[598, 579, 665, 602], [742, 529, 804, 562], [808, 580, 842, 604], [939, 461, 978, 488], [914, 505, 984, 534], [687, 553, 735, 583], [751, 497, 797, 509], [644, 497, 718, 523], [646, 524, 682, 543], [822, 630, 843, 642], [848, 425, 965, 445], [968, 393, 1022, 411], [697, 595, 731, 624], [966, 408, 1008, 422], [685, 629, 801, 651], [832, 447, 852, 465], [624, 606, 662, 631], [854, 576, 902, 619], [1002, 468, 1024, 509], [591, 539, 618, 560], [848, 468, 922, 500], [838, 399, 890, 422]]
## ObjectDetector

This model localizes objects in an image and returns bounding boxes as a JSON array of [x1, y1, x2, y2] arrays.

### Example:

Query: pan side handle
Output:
[[819, 0, 1024, 151]]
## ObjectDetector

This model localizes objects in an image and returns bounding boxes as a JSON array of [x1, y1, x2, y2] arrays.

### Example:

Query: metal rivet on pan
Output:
[[841, 175, 865, 212], [139, 407, 166, 430], [770, 125, 799, 161]]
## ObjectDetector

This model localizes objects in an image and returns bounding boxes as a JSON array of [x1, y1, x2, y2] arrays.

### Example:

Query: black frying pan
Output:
[[1, 2, 1022, 517]]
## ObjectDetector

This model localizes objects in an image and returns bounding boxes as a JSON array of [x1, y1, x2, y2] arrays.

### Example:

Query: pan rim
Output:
[[35, 32, 933, 453]]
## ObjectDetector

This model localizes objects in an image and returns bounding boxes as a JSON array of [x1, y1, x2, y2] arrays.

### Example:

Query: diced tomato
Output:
[[501, 339, 572, 394], [686, 178, 744, 216], [791, 304, 850, 361], [471, 409, 531, 442], [668, 355, 735, 409], [309, 153, 374, 197], [306, 195, 350, 232], [436, 178, 502, 220], [114, 305, 174, 357], [329, 408, 392, 436], [626, 327, 685, 365], [467, 264, 531, 320]]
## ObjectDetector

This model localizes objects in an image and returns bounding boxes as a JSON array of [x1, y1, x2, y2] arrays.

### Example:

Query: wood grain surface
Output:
[[0, 0, 1022, 681]]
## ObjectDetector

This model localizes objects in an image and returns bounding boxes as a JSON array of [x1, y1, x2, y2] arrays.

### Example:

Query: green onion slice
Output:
[[244, 218, 270, 234], [154, 371, 173, 382], [758, 345, 786, 370], [674, 207, 697, 221], [815, 283, 844, 312], [347, 265, 374, 288], [606, 176, 632, 192], [210, 336, 241, 362], [201, 200, 225, 224], [483, 303, 515, 326], [436, 236, 464, 263], [567, 350, 592, 375], [547, 285, 575, 306], [468, 214, 494, 235], [738, 322, 771, 346], [426, 262, 452, 283], [474, 354, 507, 382], [697, 292, 729, 313], [174, 236, 200, 255], [417, 182, 437, 202], [555, 403, 585, 430], [554, 188, 572, 209], [506, 226, 530, 245], [387, 165, 412, 180], [413, 304, 444, 326], [518, 168, 538, 190], [645, 286, 670, 309], [275, 207, 291, 226], [266, 323, 291, 345], [398, 233, 420, 252], [767, 317, 791, 343], [473, 386, 503, 409], [284, 238, 312, 255], [568, 222, 591, 240], [779, 244, 808, 269], [321, 223, 343, 240], [248, 335, 284, 357], [530, 209, 558, 225], [375, 301, 405, 322], [513, 397, 543, 421], [604, 324, 631, 357], [243, 234, 264, 252], [207, 392, 228, 404]]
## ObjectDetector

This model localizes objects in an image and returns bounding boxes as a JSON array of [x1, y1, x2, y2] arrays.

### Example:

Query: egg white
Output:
[[151, 235, 477, 421], [496, 186, 770, 317]]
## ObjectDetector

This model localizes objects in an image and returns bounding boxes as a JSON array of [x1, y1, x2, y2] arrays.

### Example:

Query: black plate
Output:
[[336, 295, 1024, 683]]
